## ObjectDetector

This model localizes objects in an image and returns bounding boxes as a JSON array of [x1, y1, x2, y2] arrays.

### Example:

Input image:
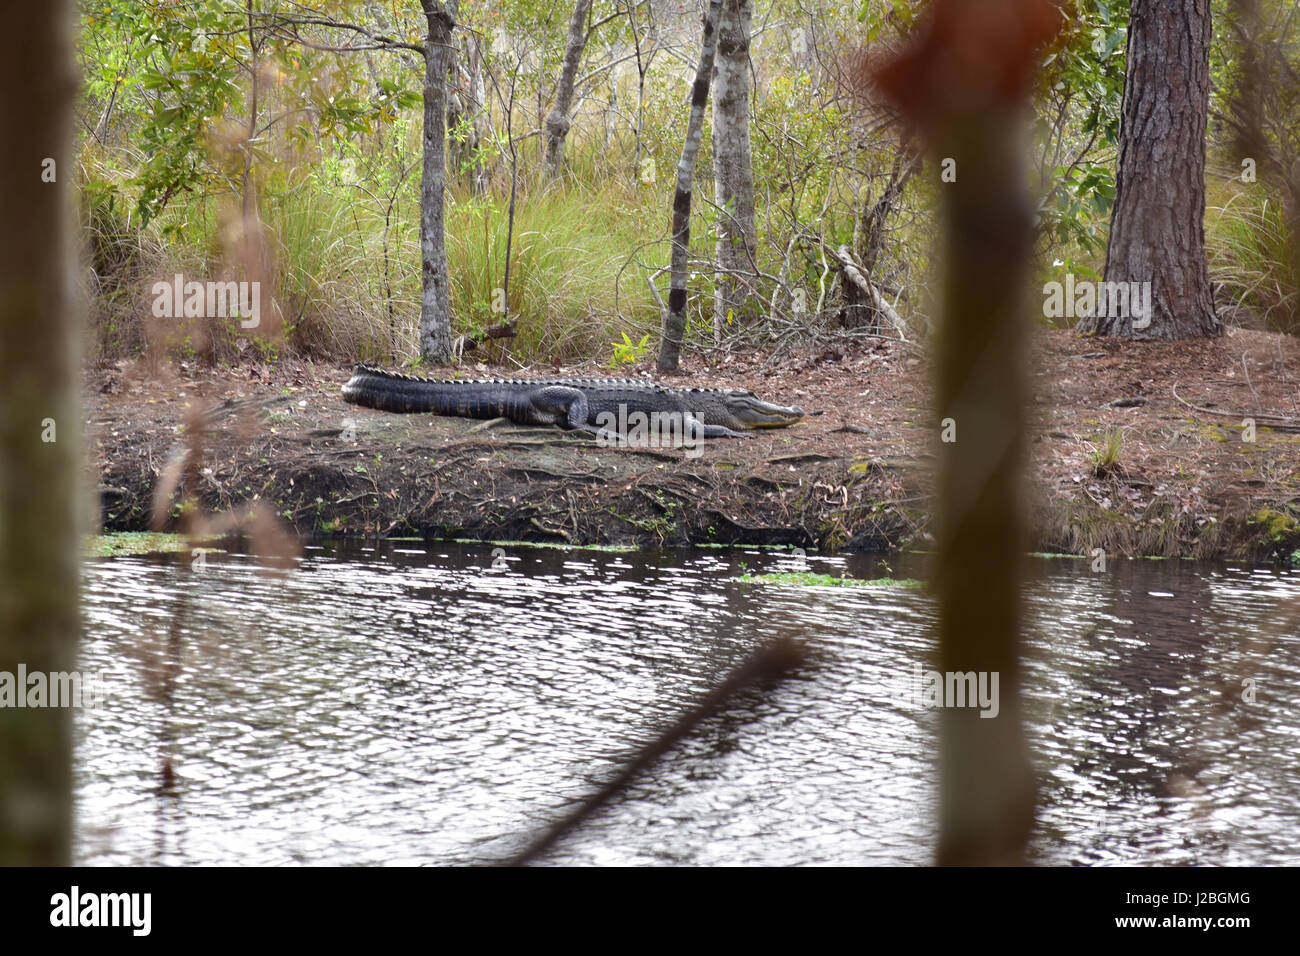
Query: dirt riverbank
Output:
[[86, 328, 1300, 561]]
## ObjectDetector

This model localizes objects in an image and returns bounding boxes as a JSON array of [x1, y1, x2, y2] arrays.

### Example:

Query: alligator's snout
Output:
[[728, 393, 807, 429]]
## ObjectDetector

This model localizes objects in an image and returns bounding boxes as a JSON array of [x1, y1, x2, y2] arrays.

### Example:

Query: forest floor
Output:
[[86, 327, 1300, 561]]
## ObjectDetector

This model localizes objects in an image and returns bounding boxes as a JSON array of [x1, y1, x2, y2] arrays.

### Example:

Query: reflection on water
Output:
[[76, 542, 1300, 865]]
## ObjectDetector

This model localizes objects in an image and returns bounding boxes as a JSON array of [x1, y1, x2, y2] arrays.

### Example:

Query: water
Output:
[[76, 543, 1300, 865]]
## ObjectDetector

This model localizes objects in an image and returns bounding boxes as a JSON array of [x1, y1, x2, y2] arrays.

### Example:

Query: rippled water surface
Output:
[[76, 543, 1300, 865]]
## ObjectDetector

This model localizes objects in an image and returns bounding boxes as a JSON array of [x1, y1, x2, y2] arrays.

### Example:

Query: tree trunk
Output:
[[657, 0, 724, 372], [544, 0, 593, 179], [241, 0, 260, 225], [447, 32, 489, 195], [627, 0, 658, 178], [711, 0, 756, 341], [0, 0, 80, 865], [1081, 0, 1220, 339], [858, 148, 914, 276], [419, 1, 458, 365], [603, 45, 618, 152]]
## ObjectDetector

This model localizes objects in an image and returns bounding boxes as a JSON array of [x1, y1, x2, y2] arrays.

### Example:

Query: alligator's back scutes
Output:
[[350, 364, 753, 396], [343, 364, 805, 435]]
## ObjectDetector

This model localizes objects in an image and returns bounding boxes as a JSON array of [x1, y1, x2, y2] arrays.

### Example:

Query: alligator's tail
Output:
[[342, 365, 443, 413]]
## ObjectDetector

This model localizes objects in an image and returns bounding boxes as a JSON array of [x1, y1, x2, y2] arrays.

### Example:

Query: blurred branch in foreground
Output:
[[872, 0, 1061, 865], [507, 636, 807, 866]]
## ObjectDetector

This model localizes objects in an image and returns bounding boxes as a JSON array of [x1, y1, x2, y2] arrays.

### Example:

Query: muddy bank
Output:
[[87, 330, 1300, 560], [92, 388, 919, 551]]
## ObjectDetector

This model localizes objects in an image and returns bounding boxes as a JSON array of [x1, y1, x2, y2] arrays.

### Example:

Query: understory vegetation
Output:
[[77, 0, 1300, 368]]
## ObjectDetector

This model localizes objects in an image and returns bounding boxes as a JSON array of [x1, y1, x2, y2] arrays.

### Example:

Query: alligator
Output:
[[341, 364, 805, 439]]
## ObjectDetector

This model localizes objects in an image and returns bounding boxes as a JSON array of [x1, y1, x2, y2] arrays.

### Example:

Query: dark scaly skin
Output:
[[341, 365, 805, 438]]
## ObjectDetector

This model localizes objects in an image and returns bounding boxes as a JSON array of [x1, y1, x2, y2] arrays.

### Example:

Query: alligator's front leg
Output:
[[690, 418, 754, 440]]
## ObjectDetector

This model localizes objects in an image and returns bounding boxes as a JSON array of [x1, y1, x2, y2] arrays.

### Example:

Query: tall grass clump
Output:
[[1206, 180, 1300, 334], [79, 146, 169, 360], [265, 170, 422, 362], [1089, 427, 1125, 478], [445, 178, 663, 363]]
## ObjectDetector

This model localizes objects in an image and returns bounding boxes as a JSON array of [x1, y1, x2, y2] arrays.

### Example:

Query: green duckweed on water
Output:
[[737, 571, 924, 589], [87, 532, 221, 558]]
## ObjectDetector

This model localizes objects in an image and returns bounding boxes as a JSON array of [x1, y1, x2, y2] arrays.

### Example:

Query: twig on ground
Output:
[[1172, 383, 1300, 431]]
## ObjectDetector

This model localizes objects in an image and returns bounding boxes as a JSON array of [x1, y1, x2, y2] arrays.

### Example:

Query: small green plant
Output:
[[1248, 507, 1299, 543], [605, 507, 672, 543], [608, 332, 651, 368], [1089, 427, 1124, 477]]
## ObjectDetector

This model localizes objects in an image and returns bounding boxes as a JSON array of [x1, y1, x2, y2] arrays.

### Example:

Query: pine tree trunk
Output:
[[419, 1, 457, 365], [544, 0, 593, 179], [711, 0, 756, 340], [0, 0, 80, 865], [1081, 0, 1220, 339], [657, 0, 724, 372]]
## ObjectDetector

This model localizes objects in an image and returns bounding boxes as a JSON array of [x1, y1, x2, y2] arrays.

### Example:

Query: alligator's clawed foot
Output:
[[699, 424, 753, 439]]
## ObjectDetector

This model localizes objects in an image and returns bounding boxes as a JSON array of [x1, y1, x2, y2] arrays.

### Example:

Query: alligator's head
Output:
[[712, 389, 806, 430]]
